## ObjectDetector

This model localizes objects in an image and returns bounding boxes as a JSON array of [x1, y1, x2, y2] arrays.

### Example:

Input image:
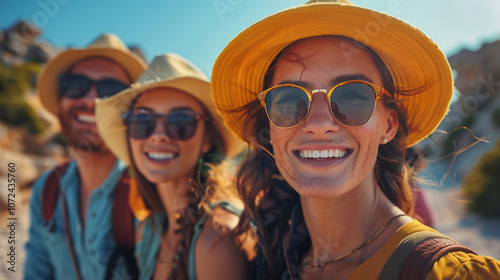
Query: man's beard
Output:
[[59, 105, 109, 155]]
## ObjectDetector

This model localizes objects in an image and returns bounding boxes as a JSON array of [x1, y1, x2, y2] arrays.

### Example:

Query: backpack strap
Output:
[[41, 163, 70, 223], [40, 162, 82, 280], [209, 200, 243, 216], [42, 163, 135, 245], [42, 163, 137, 279], [111, 171, 135, 248], [60, 188, 83, 280], [379, 231, 477, 280], [401, 234, 476, 280], [105, 170, 139, 280]]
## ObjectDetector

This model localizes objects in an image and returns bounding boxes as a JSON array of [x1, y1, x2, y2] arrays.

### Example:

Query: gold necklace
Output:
[[303, 214, 407, 269], [155, 242, 182, 279], [156, 258, 172, 268]]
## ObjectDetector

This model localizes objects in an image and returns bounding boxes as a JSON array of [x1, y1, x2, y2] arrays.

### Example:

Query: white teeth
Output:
[[77, 115, 95, 123], [320, 150, 328, 158], [334, 149, 340, 158], [299, 149, 347, 159], [147, 152, 175, 160], [312, 150, 320, 158]]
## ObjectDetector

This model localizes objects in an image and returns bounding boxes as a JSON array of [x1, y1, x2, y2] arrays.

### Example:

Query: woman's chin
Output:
[[289, 181, 347, 200], [142, 173, 173, 185]]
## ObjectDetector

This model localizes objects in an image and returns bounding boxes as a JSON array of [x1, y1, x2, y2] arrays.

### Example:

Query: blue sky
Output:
[[1, 0, 500, 76]]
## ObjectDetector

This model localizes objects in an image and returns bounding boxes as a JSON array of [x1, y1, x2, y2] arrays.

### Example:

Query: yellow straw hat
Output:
[[211, 0, 453, 147], [95, 53, 244, 166], [37, 33, 147, 116]]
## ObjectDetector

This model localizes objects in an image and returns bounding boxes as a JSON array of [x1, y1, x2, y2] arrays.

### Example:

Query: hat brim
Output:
[[38, 47, 147, 116], [211, 3, 453, 147], [96, 77, 244, 166]]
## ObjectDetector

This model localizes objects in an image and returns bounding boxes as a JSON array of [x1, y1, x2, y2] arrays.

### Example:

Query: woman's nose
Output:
[[301, 93, 341, 136], [149, 118, 170, 142]]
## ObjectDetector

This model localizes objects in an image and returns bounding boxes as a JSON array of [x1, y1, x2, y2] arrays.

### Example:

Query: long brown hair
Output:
[[126, 89, 228, 279], [233, 35, 427, 278]]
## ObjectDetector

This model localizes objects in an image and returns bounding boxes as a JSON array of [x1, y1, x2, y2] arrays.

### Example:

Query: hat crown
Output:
[[211, 0, 452, 147], [88, 33, 129, 52], [135, 53, 208, 86], [306, 0, 353, 5]]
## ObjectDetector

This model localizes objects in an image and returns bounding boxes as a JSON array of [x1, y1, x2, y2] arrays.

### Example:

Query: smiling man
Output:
[[24, 33, 146, 280]]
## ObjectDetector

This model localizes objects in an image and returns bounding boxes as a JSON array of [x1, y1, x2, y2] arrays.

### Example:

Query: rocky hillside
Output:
[[0, 21, 61, 211], [0, 20, 146, 211], [0, 20, 60, 65], [420, 39, 500, 186], [1, 20, 146, 64]]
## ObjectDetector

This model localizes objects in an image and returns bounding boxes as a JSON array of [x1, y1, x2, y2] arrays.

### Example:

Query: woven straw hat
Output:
[[95, 53, 244, 166], [38, 33, 147, 116], [211, 0, 453, 147]]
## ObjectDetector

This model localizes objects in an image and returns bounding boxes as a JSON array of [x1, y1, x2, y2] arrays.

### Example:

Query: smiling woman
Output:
[[127, 88, 211, 184], [211, 0, 500, 279], [95, 53, 254, 280], [267, 36, 397, 199]]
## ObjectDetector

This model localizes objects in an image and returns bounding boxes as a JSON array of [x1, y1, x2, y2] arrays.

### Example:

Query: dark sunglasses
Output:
[[58, 74, 129, 99], [259, 80, 387, 128], [122, 111, 204, 140]]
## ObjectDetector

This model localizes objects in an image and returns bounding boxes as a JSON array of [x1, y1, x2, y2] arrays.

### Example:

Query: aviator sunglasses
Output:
[[122, 110, 205, 140], [259, 80, 387, 128], [58, 74, 129, 99]]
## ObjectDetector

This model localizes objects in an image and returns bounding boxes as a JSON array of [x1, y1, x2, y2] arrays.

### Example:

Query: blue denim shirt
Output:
[[24, 160, 129, 280]]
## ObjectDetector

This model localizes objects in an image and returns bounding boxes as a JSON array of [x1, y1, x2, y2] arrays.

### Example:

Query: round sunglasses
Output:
[[122, 111, 205, 140], [259, 80, 387, 128], [58, 74, 129, 99]]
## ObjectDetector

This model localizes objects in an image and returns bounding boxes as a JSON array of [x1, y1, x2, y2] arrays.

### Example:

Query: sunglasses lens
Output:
[[265, 86, 309, 128], [59, 74, 89, 99], [331, 83, 376, 126], [125, 114, 155, 140], [96, 80, 129, 98], [165, 112, 200, 140]]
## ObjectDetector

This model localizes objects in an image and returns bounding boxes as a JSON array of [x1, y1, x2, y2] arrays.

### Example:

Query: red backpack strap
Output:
[[112, 170, 135, 248], [41, 163, 70, 223], [40, 162, 82, 280], [401, 235, 477, 280]]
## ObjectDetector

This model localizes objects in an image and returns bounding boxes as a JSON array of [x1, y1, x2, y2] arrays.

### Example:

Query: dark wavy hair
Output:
[[232, 35, 429, 279], [125, 88, 227, 280]]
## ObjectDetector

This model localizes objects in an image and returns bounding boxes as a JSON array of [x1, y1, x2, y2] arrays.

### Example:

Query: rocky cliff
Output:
[[0, 20, 60, 64], [422, 39, 500, 185], [0, 20, 147, 211]]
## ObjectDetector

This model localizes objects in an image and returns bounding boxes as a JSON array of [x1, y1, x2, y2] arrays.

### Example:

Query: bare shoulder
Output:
[[194, 209, 249, 280], [195, 208, 241, 255]]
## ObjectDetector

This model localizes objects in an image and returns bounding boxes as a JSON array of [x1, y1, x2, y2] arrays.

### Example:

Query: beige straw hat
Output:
[[211, 0, 453, 147], [95, 53, 244, 166], [37, 33, 147, 116]]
